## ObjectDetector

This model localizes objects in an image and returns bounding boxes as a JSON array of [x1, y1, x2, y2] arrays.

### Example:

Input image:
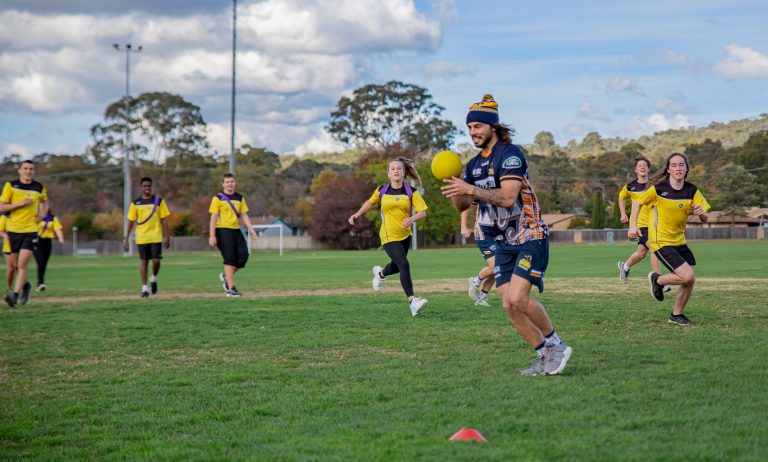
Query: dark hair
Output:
[[634, 156, 651, 169], [390, 157, 422, 188], [221, 173, 235, 181], [649, 152, 689, 185], [494, 124, 515, 144], [20, 160, 34, 166], [140, 176, 152, 185]]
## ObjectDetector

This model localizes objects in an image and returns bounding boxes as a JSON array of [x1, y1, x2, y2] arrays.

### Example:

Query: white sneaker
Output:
[[35, 284, 47, 292], [409, 297, 428, 316], [663, 285, 672, 293], [468, 277, 481, 301], [372, 265, 385, 292], [474, 297, 490, 307]]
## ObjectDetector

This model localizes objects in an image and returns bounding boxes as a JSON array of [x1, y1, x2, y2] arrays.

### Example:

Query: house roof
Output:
[[687, 210, 761, 224], [541, 214, 581, 226]]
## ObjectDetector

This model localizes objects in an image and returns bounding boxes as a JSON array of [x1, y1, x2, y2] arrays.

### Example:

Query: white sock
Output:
[[150, 275, 157, 282], [142, 285, 149, 292], [622, 262, 630, 272], [478, 291, 488, 301], [472, 276, 482, 285]]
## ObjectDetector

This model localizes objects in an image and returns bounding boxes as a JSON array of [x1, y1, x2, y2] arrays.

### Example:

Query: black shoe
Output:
[[668, 313, 693, 325], [151, 281, 158, 294], [4, 289, 17, 308], [648, 272, 664, 301], [19, 282, 32, 305], [141, 290, 149, 299], [219, 272, 229, 292], [227, 287, 241, 297]]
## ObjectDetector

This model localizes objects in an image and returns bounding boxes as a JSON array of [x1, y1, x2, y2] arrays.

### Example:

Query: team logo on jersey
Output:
[[678, 203, 684, 208], [661, 191, 669, 197], [473, 168, 482, 176], [395, 197, 400, 202], [488, 168, 495, 176], [502, 156, 522, 169], [517, 253, 532, 271]]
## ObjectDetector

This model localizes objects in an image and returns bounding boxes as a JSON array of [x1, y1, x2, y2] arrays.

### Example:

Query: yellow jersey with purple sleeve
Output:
[[368, 185, 428, 245]]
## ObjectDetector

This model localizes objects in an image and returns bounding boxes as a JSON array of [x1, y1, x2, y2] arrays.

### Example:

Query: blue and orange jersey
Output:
[[464, 143, 547, 245]]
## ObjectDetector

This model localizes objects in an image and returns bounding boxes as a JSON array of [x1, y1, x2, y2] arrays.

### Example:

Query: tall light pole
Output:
[[229, 0, 237, 174], [113, 43, 142, 256]]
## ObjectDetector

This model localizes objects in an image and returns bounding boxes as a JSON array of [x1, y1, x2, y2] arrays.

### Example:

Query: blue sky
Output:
[[1, 0, 767, 159]]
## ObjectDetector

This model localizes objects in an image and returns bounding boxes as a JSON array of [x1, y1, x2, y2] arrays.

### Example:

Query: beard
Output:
[[472, 131, 493, 148]]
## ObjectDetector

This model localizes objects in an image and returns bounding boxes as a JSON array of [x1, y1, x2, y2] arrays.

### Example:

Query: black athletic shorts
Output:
[[215, 228, 249, 268], [137, 242, 163, 260], [8, 232, 37, 253], [638, 227, 649, 249], [654, 244, 696, 272]]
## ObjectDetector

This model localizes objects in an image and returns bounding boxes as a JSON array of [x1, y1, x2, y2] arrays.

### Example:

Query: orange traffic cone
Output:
[[449, 428, 487, 442]]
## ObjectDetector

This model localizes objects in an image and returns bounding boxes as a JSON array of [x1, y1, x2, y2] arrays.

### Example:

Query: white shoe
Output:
[[474, 297, 490, 307], [409, 297, 428, 316], [372, 265, 385, 292], [663, 285, 672, 293], [35, 284, 47, 292], [468, 277, 481, 301]]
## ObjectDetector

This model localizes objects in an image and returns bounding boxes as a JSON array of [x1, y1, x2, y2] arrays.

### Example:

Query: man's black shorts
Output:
[[215, 228, 249, 268], [638, 227, 649, 249], [137, 242, 163, 260], [655, 244, 696, 272], [8, 232, 37, 253]]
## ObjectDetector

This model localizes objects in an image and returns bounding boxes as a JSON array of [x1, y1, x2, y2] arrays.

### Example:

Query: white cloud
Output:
[[623, 113, 691, 137], [713, 44, 768, 80], [0, 0, 444, 155], [420, 59, 472, 79], [604, 77, 646, 96], [432, 0, 458, 22], [578, 102, 611, 121]]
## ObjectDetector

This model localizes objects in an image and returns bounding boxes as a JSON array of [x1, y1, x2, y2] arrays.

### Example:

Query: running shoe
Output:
[[219, 272, 229, 292], [474, 298, 490, 307], [544, 344, 573, 375], [227, 287, 242, 297], [520, 357, 546, 376], [409, 297, 428, 316], [372, 265, 385, 292], [468, 276, 482, 300], [648, 272, 664, 301], [19, 282, 31, 305], [668, 313, 693, 326], [4, 289, 17, 308], [618, 260, 629, 284]]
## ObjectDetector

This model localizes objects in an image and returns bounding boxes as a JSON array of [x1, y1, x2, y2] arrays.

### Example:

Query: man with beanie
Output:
[[441, 94, 572, 376]]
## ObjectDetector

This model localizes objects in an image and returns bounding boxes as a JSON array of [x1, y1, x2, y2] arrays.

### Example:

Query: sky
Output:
[[1, 0, 767, 160]]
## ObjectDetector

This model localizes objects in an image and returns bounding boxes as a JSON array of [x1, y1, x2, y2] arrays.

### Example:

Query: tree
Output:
[[310, 175, 377, 249], [90, 91, 209, 168], [713, 164, 763, 226], [531, 131, 556, 156], [590, 190, 606, 229], [734, 131, 768, 203], [326, 81, 458, 156]]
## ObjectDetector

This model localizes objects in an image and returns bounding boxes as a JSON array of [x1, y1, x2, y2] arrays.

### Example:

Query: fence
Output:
[[56, 226, 765, 256]]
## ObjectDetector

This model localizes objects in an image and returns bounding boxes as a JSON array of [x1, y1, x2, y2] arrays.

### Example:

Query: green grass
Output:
[[2, 240, 767, 461]]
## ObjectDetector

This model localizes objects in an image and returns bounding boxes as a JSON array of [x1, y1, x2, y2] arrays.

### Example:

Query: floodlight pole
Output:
[[113, 43, 142, 256], [229, 0, 237, 174]]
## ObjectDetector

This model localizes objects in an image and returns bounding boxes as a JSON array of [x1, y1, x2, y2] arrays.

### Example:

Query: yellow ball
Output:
[[431, 150, 462, 180]]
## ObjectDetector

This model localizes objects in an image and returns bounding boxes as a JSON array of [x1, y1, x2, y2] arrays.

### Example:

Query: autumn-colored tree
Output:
[[310, 176, 377, 249]]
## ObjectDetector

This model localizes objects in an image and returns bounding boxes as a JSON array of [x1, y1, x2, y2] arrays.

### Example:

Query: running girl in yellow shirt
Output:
[[349, 157, 429, 316]]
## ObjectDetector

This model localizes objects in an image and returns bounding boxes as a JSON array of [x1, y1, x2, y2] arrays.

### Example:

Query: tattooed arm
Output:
[[442, 177, 521, 211]]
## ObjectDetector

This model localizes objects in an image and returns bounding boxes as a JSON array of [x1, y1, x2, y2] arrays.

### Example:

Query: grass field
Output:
[[1, 240, 767, 461]]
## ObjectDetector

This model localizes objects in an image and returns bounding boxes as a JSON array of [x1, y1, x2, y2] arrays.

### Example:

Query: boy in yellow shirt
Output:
[[0, 160, 47, 307], [124, 177, 171, 298]]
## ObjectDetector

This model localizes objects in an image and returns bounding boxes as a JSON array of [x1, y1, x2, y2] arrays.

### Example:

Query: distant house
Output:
[[541, 214, 586, 230], [687, 211, 761, 228], [251, 216, 296, 236]]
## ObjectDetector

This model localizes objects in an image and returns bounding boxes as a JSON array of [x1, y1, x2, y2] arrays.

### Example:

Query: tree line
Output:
[[3, 82, 766, 247]]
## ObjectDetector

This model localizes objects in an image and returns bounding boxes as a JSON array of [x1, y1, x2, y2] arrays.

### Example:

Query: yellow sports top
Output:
[[127, 196, 171, 244], [0, 180, 47, 233], [369, 185, 428, 245], [37, 215, 63, 240], [0, 215, 9, 254], [638, 180, 710, 251], [619, 180, 651, 228], [209, 192, 248, 229]]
